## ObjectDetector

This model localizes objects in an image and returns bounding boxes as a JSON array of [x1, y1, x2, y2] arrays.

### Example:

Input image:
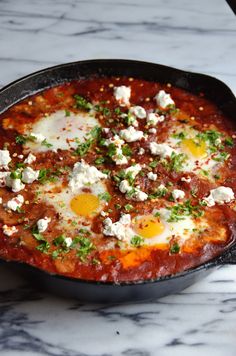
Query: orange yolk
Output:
[[70, 193, 99, 217], [134, 215, 165, 238], [181, 138, 207, 158]]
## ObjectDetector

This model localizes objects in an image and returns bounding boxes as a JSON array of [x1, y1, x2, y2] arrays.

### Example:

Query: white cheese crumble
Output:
[[0, 150, 11, 169], [64, 237, 72, 248], [37, 216, 51, 233], [154, 90, 175, 108], [69, 160, 107, 192], [5, 175, 25, 193], [147, 172, 157, 181], [24, 153, 36, 164], [172, 189, 185, 201], [3, 224, 18, 236], [119, 179, 148, 201], [138, 147, 145, 155], [103, 135, 128, 165], [146, 113, 165, 125], [120, 126, 144, 142], [149, 142, 176, 157], [30, 133, 45, 143], [129, 106, 146, 119], [103, 214, 133, 241], [113, 86, 131, 107], [0, 172, 9, 187], [6, 194, 24, 211], [22, 167, 39, 184], [181, 176, 191, 183], [148, 128, 157, 134], [124, 164, 142, 179], [203, 186, 235, 207], [0, 197, 2, 204]]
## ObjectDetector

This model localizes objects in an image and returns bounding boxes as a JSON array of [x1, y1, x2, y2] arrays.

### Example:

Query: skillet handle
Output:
[[218, 245, 236, 265]]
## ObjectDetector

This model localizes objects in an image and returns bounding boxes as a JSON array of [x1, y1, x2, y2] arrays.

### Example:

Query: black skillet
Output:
[[0, 59, 236, 303]]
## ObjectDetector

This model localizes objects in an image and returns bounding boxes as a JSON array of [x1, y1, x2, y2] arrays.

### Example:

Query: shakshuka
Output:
[[0, 76, 235, 282]]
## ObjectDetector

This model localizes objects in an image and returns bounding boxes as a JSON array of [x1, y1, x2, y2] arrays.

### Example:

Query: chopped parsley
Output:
[[124, 204, 133, 211], [122, 144, 132, 156], [75, 236, 95, 262], [41, 139, 53, 148], [167, 200, 204, 222], [130, 235, 144, 247], [94, 157, 105, 165], [165, 152, 187, 172], [65, 109, 71, 117], [98, 192, 111, 202], [169, 242, 180, 254], [15, 135, 27, 144], [74, 95, 93, 111], [225, 137, 234, 147], [149, 160, 158, 168], [32, 230, 50, 254]]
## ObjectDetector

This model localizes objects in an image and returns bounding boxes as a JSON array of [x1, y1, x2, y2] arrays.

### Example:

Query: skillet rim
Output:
[[0, 58, 236, 287]]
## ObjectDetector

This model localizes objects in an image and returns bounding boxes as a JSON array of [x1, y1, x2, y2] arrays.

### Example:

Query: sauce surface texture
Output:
[[0, 76, 236, 282]]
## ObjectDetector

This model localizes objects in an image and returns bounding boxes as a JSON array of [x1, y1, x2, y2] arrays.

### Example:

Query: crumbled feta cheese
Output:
[[103, 135, 124, 147], [24, 153, 36, 164], [147, 172, 157, 181], [129, 106, 146, 119], [102, 128, 110, 134], [6, 194, 24, 211], [181, 176, 191, 183], [149, 142, 176, 157], [132, 189, 148, 201], [215, 138, 222, 146], [69, 160, 107, 192], [22, 167, 39, 184], [100, 210, 108, 217], [3, 224, 18, 236], [103, 135, 128, 165], [148, 128, 157, 134], [30, 133, 45, 143], [37, 216, 51, 233], [146, 113, 165, 125], [0, 172, 9, 187], [5, 175, 25, 193], [0, 197, 2, 204], [124, 164, 142, 179], [0, 150, 11, 169], [120, 126, 144, 142], [18, 154, 24, 159], [138, 148, 145, 155], [64, 237, 72, 248], [113, 86, 131, 107], [119, 179, 132, 194], [112, 148, 128, 165], [203, 186, 235, 207], [172, 189, 185, 201], [154, 90, 175, 108], [103, 214, 133, 241]]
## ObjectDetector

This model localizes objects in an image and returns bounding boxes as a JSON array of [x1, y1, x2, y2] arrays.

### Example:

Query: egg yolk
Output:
[[70, 193, 99, 217], [181, 138, 207, 158], [134, 215, 165, 238]]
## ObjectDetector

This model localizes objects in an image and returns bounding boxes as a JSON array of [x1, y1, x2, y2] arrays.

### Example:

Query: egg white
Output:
[[164, 125, 226, 177], [37, 178, 108, 231], [23, 110, 99, 152]]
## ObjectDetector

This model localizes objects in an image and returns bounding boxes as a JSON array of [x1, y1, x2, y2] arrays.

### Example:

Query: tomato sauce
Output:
[[0, 76, 236, 282]]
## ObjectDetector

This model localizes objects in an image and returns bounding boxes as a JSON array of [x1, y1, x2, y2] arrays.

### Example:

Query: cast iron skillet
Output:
[[0, 59, 236, 303]]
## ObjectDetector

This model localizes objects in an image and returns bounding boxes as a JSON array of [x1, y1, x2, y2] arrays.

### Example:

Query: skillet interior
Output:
[[0, 59, 236, 302]]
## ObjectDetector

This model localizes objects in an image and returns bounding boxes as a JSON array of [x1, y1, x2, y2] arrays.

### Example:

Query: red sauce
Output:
[[0, 76, 236, 283]]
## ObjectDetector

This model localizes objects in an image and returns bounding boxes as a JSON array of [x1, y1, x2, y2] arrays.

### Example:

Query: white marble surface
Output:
[[0, 0, 236, 355]]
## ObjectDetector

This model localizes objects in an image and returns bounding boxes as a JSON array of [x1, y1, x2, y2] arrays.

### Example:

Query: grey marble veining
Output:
[[0, 0, 236, 355]]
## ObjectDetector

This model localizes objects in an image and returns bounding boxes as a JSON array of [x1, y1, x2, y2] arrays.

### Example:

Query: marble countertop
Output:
[[0, 0, 236, 355]]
